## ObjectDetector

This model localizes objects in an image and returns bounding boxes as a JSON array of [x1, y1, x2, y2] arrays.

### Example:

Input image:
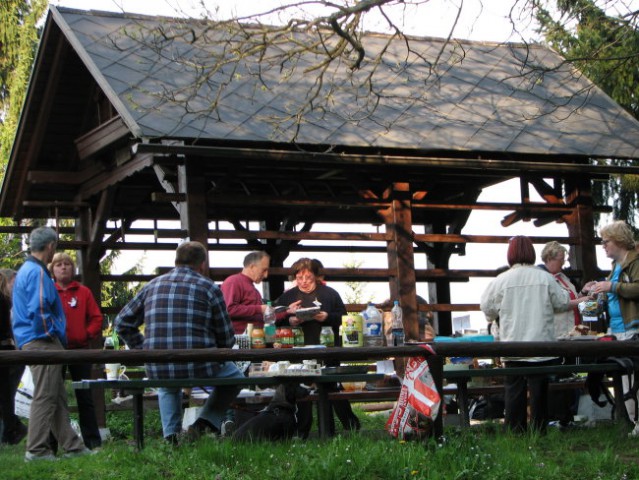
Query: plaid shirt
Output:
[[115, 266, 235, 379]]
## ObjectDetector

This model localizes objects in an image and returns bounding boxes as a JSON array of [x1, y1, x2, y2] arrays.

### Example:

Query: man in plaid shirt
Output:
[[115, 241, 243, 444]]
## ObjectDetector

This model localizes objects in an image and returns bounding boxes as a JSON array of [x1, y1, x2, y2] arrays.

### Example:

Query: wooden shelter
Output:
[[3, 6, 639, 336]]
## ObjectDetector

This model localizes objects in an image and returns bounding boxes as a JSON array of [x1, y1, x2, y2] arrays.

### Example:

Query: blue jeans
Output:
[[158, 362, 244, 438]]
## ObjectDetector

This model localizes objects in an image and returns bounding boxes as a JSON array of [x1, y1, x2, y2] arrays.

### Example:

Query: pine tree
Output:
[[534, 1, 639, 227]]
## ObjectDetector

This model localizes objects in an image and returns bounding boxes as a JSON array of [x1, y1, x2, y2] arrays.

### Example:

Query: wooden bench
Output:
[[73, 372, 382, 449], [444, 362, 629, 428]]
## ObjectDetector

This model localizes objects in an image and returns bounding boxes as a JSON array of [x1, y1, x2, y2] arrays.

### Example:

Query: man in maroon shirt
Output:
[[221, 251, 272, 334]]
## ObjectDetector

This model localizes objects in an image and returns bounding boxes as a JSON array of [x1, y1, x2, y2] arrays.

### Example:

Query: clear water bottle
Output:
[[103, 335, 114, 350], [263, 301, 277, 348], [104, 322, 119, 350], [363, 303, 383, 347], [391, 300, 405, 346]]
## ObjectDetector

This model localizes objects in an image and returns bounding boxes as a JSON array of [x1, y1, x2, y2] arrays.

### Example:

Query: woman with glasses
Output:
[[589, 220, 639, 424], [276, 257, 360, 437], [539, 241, 591, 338]]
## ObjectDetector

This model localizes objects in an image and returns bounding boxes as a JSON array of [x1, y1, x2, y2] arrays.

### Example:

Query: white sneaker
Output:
[[628, 422, 639, 438], [220, 420, 235, 438], [25, 452, 57, 462], [63, 447, 97, 459]]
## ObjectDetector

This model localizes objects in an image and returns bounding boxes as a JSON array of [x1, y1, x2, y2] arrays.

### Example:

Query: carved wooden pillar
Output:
[[381, 183, 418, 341], [564, 176, 600, 284]]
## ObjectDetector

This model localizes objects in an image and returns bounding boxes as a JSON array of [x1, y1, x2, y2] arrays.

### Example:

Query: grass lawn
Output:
[[2, 407, 639, 479]]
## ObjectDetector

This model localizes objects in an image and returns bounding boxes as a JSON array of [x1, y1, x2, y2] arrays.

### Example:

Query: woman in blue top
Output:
[[590, 220, 639, 424]]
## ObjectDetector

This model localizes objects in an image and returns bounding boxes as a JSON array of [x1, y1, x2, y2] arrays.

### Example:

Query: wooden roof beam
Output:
[[139, 143, 639, 175], [74, 116, 130, 161]]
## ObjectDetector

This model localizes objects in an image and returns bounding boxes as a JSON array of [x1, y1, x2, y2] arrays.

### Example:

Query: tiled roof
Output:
[[53, 6, 639, 158]]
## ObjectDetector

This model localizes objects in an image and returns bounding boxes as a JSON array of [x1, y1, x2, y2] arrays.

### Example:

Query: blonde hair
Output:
[[48, 252, 75, 279], [541, 241, 567, 263], [600, 220, 636, 251]]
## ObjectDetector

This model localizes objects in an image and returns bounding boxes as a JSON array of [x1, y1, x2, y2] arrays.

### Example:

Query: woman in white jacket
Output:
[[481, 235, 570, 433]]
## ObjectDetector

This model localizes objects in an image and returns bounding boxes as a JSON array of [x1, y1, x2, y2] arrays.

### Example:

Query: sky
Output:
[[50, 0, 539, 43], [47, 0, 618, 329]]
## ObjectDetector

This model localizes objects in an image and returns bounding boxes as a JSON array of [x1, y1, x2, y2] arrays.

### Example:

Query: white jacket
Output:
[[480, 264, 570, 361]]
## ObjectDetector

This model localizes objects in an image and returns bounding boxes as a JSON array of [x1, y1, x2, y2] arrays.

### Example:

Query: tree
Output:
[[0, 0, 47, 267], [342, 257, 373, 304], [532, 0, 639, 226], [0, 0, 47, 166]]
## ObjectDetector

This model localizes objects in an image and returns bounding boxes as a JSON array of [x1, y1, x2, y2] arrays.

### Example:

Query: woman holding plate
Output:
[[275, 257, 360, 436]]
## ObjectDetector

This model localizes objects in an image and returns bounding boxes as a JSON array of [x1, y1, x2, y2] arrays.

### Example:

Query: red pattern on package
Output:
[[386, 344, 441, 439]]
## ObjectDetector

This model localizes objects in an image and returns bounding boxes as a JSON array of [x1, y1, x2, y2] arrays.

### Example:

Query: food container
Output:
[[342, 381, 366, 392], [342, 313, 363, 347]]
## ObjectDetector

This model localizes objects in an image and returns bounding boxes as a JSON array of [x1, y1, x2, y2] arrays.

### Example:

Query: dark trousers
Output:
[[503, 359, 558, 433], [63, 363, 102, 449], [296, 383, 360, 438], [0, 346, 25, 443]]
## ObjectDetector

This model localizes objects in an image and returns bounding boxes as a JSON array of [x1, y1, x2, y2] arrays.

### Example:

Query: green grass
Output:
[[3, 409, 639, 480]]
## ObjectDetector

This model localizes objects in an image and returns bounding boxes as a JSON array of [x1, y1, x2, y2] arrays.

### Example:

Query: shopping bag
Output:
[[182, 406, 202, 431], [15, 367, 34, 418], [386, 344, 441, 440]]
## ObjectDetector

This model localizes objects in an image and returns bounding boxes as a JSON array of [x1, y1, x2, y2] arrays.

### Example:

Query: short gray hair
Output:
[[28, 226, 57, 252], [243, 251, 269, 268], [541, 241, 567, 263]]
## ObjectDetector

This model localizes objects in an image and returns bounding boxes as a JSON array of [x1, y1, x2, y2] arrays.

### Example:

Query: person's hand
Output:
[[590, 281, 612, 294], [315, 311, 328, 322], [287, 300, 302, 314], [581, 280, 596, 296], [289, 316, 302, 326]]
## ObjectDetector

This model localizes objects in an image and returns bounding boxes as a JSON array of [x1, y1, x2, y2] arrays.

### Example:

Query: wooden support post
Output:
[[381, 183, 418, 342], [178, 159, 209, 262], [75, 205, 110, 428]]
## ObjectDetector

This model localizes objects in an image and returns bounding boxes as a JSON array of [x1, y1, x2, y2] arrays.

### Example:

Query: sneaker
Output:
[[628, 422, 639, 438], [25, 452, 57, 462], [165, 434, 179, 446], [63, 447, 97, 459], [220, 420, 235, 438]]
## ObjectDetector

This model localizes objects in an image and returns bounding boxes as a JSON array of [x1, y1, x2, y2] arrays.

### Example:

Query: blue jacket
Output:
[[12, 256, 67, 349]]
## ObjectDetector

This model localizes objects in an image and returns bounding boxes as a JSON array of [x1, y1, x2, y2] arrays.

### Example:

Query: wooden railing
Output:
[[1, 341, 638, 366]]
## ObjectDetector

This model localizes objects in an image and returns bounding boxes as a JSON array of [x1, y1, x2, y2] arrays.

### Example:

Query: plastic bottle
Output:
[[103, 335, 114, 350], [363, 303, 383, 347], [104, 322, 119, 350], [490, 320, 500, 341], [390, 300, 405, 346], [263, 301, 277, 348]]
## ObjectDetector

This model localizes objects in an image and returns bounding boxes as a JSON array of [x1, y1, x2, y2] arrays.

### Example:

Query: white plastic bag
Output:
[[15, 367, 34, 418], [182, 406, 202, 431], [386, 344, 441, 440]]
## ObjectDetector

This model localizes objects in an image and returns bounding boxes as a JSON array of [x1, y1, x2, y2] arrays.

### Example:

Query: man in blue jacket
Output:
[[12, 226, 91, 462]]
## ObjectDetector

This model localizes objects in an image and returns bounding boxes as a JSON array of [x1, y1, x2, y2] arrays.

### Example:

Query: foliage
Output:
[[533, 0, 639, 227], [342, 257, 373, 304], [0, 1, 47, 269], [100, 250, 144, 326], [0, 0, 47, 168]]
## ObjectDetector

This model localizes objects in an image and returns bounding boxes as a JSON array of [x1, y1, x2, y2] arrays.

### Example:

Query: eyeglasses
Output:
[[295, 274, 315, 283], [601, 239, 611, 246]]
